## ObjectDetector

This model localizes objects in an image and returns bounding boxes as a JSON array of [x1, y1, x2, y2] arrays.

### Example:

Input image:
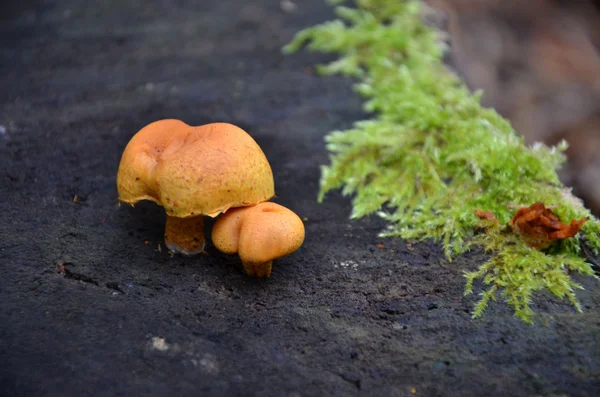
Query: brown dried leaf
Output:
[[510, 202, 588, 249], [474, 209, 498, 221]]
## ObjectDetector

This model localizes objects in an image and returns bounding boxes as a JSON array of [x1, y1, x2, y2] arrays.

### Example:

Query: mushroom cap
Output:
[[117, 120, 274, 218], [212, 202, 305, 264]]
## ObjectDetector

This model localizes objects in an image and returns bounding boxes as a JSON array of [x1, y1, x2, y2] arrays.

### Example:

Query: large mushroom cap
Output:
[[212, 202, 305, 277], [117, 120, 274, 217]]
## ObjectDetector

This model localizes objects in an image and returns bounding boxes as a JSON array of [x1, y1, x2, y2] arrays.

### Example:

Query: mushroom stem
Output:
[[242, 261, 273, 278], [164, 215, 205, 255]]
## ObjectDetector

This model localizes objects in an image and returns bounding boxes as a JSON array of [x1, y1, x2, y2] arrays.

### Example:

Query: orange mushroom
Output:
[[212, 202, 305, 277], [117, 119, 274, 255]]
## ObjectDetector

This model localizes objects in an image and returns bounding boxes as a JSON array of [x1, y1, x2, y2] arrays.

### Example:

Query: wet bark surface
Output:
[[1, 1, 599, 396]]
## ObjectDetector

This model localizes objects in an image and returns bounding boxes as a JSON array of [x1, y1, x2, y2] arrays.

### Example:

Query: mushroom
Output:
[[117, 119, 274, 254], [212, 202, 305, 277]]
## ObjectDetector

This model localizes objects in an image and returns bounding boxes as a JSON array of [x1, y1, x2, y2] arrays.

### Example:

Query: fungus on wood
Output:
[[116, 119, 274, 255]]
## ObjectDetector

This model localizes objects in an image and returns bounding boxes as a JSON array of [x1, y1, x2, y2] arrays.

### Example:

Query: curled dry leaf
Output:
[[510, 202, 588, 249], [474, 209, 498, 221], [474, 210, 500, 234]]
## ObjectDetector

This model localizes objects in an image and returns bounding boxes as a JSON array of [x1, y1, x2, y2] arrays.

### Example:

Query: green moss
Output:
[[284, 0, 600, 323]]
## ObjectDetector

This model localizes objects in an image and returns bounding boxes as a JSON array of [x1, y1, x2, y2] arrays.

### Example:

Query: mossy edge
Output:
[[283, 0, 600, 323]]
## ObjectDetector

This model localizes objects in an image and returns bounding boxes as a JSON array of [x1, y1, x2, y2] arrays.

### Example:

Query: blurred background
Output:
[[427, 0, 600, 214]]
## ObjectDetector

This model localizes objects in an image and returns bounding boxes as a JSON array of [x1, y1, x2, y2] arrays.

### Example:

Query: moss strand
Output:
[[284, 0, 600, 323]]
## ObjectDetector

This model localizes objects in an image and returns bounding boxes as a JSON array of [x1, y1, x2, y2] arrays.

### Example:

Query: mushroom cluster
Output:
[[117, 119, 304, 277]]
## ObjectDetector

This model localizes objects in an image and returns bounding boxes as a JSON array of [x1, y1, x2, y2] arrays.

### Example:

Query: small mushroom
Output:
[[212, 202, 305, 277], [117, 119, 274, 254]]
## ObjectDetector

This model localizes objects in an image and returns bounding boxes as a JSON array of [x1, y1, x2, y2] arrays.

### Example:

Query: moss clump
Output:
[[284, 0, 600, 323]]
